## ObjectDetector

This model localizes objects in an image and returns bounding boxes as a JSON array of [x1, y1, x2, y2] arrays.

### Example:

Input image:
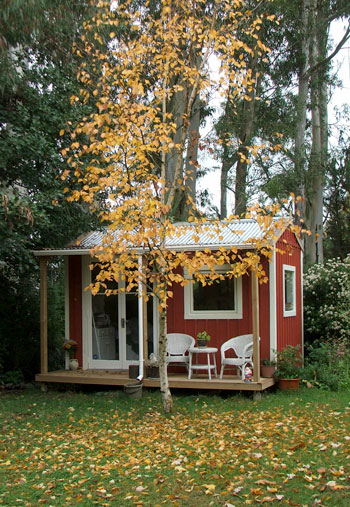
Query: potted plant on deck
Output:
[[261, 357, 277, 378], [146, 353, 160, 379], [274, 345, 302, 390], [63, 339, 78, 370], [196, 331, 211, 348]]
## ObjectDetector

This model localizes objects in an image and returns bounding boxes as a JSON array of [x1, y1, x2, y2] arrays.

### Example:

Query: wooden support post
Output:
[[253, 391, 262, 401], [40, 257, 49, 374], [251, 270, 260, 382], [40, 383, 48, 393]]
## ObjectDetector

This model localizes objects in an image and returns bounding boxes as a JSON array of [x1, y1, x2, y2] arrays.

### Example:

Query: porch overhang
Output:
[[33, 248, 91, 256]]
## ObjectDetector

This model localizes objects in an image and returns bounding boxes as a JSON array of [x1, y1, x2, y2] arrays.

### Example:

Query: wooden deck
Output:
[[35, 369, 275, 392]]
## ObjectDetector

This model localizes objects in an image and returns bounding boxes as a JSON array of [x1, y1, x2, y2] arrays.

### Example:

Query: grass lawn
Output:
[[0, 386, 349, 506]]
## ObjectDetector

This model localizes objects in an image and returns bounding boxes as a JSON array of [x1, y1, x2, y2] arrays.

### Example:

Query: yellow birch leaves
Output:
[[61, 0, 299, 305]]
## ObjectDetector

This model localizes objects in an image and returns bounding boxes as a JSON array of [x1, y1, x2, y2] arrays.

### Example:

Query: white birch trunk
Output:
[[158, 305, 173, 413]]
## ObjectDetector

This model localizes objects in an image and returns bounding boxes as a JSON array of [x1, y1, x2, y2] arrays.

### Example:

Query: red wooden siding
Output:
[[275, 230, 302, 351], [167, 258, 271, 367], [68, 256, 83, 365], [68, 227, 302, 371]]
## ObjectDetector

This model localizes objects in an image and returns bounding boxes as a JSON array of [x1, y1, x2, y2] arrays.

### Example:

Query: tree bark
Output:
[[218, 52, 258, 218], [158, 306, 173, 413], [219, 97, 236, 219], [165, 81, 186, 198], [234, 62, 258, 216], [294, 0, 311, 222], [166, 7, 217, 216], [220, 149, 232, 219], [183, 93, 200, 217], [304, 0, 328, 263]]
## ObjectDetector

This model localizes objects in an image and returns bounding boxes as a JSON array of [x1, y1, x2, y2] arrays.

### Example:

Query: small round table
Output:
[[188, 346, 218, 380]]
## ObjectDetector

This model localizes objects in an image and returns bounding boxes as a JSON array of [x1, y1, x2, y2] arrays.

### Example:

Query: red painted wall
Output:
[[68, 256, 83, 365], [68, 228, 302, 370], [167, 257, 271, 368], [275, 230, 302, 351]]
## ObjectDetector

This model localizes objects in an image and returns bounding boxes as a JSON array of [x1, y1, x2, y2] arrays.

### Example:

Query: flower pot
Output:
[[69, 359, 79, 371], [261, 365, 276, 378], [129, 365, 139, 379], [124, 381, 143, 399], [146, 366, 160, 378], [197, 339, 208, 348], [278, 378, 300, 390]]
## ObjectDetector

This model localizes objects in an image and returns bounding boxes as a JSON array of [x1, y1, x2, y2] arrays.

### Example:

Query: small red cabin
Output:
[[35, 220, 303, 392]]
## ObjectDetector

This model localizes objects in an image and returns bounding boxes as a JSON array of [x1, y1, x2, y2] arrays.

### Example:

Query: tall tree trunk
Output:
[[165, 82, 186, 196], [306, 80, 324, 262], [182, 93, 200, 218], [159, 79, 174, 413], [295, 0, 311, 223], [304, 0, 328, 263], [219, 97, 236, 219], [234, 58, 258, 216], [235, 149, 250, 216], [158, 304, 173, 413], [220, 149, 233, 218], [219, 82, 257, 218], [316, 6, 329, 263]]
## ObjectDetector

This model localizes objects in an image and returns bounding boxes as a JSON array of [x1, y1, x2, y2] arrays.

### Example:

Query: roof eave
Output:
[[33, 243, 257, 257], [33, 249, 91, 257]]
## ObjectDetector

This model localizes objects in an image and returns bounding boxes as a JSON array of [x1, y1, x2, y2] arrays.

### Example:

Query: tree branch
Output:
[[303, 23, 350, 78]]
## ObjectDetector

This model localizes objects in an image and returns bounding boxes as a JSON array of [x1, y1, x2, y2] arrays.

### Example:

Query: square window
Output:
[[184, 265, 242, 319], [193, 278, 235, 311]]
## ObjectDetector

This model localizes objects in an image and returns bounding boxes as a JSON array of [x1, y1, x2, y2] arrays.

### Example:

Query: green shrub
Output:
[[274, 345, 302, 379], [304, 257, 350, 344], [303, 340, 350, 391], [0, 261, 65, 381], [3, 369, 24, 385]]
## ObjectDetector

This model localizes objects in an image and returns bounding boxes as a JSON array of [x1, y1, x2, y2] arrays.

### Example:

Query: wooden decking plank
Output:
[[35, 370, 275, 391]]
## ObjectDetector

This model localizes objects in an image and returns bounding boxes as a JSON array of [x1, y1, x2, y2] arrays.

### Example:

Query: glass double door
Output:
[[90, 287, 154, 369]]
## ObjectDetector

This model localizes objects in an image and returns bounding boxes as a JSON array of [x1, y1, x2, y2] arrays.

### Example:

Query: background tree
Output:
[[267, 0, 349, 264], [215, 0, 350, 265], [0, 0, 97, 378], [324, 108, 350, 258]]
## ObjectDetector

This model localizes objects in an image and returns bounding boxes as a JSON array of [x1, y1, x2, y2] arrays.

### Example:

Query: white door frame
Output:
[[81, 256, 158, 370]]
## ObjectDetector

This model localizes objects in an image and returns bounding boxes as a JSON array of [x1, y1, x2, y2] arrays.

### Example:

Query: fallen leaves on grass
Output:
[[0, 392, 349, 506]]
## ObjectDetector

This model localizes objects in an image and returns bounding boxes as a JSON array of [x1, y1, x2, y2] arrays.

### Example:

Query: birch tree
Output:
[[63, 0, 295, 412]]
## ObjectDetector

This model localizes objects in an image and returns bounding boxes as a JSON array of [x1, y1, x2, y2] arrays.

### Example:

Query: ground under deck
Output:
[[36, 370, 275, 392]]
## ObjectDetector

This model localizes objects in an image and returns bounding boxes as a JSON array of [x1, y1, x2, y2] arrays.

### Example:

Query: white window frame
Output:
[[184, 265, 242, 320], [283, 264, 296, 317]]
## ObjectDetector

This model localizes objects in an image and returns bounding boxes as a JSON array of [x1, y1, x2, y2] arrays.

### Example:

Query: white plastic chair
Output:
[[219, 334, 257, 380], [166, 333, 195, 369]]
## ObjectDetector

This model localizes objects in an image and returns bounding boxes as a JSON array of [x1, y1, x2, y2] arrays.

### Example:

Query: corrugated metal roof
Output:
[[34, 219, 287, 256], [78, 230, 107, 249], [166, 220, 263, 249], [75, 220, 267, 250]]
